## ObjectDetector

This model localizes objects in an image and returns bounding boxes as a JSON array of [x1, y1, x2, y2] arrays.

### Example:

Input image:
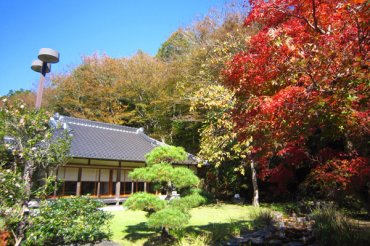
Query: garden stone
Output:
[[81, 240, 121, 246], [28, 200, 39, 208], [238, 237, 252, 243], [268, 239, 283, 246], [252, 228, 272, 238], [302, 235, 315, 244], [273, 211, 283, 220], [277, 230, 286, 239], [264, 230, 273, 239], [296, 217, 305, 223], [225, 243, 239, 246], [223, 239, 240, 246], [283, 242, 304, 246], [250, 237, 264, 245], [278, 221, 285, 229], [227, 212, 315, 246]]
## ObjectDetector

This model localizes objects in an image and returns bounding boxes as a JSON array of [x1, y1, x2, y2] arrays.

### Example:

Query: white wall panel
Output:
[[124, 170, 132, 182], [64, 167, 78, 181], [81, 168, 98, 181], [57, 167, 65, 180], [100, 169, 110, 182]]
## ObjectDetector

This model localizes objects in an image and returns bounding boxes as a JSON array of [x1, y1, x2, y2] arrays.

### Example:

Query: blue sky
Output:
[[0, 0, 226, 96]]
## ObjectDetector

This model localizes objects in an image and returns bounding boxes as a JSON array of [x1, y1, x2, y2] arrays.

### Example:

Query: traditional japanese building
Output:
[[51, 115, 197, 201]]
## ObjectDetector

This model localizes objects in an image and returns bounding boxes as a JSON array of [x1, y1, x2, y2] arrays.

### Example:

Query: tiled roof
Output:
[[52, 115, 162, 162]]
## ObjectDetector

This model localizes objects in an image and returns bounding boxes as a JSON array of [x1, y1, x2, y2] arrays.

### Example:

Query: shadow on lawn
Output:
[[184, 220, 252, 242], [122, 220, 252, 245], [122, 222, 156, 242]]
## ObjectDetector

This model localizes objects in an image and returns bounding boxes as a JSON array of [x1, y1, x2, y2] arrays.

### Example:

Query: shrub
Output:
[[312, 205, 370, 246], [251, 208, 275, 229], [25, 196, 112, 245], [176, 232, 212, 246]]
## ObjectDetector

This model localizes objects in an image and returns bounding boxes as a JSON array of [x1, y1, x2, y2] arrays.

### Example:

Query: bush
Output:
[[251, 208, 275, 229], [176, 232, 212, 246], [25, 196, 112, 245], [312, 205, 370, 246]]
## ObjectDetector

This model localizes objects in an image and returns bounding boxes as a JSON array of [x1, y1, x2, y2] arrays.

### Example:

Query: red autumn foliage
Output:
[[0, 230, 10, 246], [268, 164, 296, 195], [223, 0, 369, 196], [310, 157, 370, 194]]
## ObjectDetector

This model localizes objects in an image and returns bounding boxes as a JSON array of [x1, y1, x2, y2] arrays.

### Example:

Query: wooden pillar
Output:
[[62, 167, 66, 196], [115, 169, 121, 199], [53, 168, 59, 197], [131, 181, 134, 194], [108, 169, 113, 196], [76, 167, 82, 196], [123, 170, 126, 195], [97, 169, 101, 198], [144, 182, 147, 192]]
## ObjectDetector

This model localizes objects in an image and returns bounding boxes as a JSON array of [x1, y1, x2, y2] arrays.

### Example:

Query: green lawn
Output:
[[109, 203, 262, 245]]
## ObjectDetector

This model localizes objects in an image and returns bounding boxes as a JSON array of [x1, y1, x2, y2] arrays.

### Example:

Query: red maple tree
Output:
[[223, 0, 369, 198]]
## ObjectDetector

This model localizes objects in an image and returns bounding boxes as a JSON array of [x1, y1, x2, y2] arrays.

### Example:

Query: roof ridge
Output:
[[137, 132, 165, 147], [61, 116, 139, 132], [67, 121, 142, 134]]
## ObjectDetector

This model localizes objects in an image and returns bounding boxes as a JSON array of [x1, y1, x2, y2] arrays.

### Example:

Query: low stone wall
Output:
[[227, 212, 315, 246]]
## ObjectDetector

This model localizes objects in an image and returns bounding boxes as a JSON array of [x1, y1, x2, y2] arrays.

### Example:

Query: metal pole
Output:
[[35, 62, 47, 109]]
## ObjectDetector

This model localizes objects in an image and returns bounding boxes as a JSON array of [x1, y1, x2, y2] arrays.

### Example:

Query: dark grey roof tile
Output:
[[57, 116, 161, 162]]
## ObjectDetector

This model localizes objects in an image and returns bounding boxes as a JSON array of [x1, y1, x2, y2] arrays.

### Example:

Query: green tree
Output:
[[156, 29, 195, 62], [125, 145, 203, 239], [0, 99, 71, 245], [4, 89, 36, 108], [191, 85, 259, 206], [129, 145, 198, 198], [187, 6, 260, 205]]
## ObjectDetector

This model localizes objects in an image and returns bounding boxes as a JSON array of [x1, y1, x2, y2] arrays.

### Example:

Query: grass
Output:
[[110, 209, 148, 245], [250, 208, 275, 229], [109, 203, 260, 245], [312, 205, 370, 246]]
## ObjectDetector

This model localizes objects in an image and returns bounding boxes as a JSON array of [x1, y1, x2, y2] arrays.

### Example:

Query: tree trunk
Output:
[[16, 161, 34, 244], [11, 230, 22, 246], [23, 161, 34, 200], [250, 159, 259, 207], [161, 226, 170, 239], [165, 181, 172, 200]]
